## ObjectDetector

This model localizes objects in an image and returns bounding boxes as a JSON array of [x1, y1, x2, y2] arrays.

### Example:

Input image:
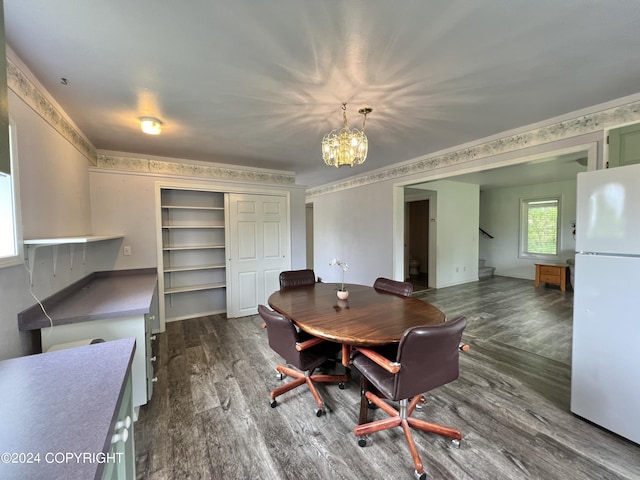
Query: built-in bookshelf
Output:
[[160, 189, 227, 322]]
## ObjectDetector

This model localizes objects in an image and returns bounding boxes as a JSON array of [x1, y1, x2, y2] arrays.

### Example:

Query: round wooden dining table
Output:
[[268, 282, 446, 366]]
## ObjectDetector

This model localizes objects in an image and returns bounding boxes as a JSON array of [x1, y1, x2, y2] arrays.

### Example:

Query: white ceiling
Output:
[[5, 1, 640, 188]]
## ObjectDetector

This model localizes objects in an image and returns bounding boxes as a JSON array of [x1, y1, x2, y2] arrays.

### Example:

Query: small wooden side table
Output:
[[535, 263, 569, 291]]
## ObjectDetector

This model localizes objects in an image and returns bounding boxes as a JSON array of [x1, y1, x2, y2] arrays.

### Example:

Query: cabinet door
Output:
[[227, 193, 289, 317], [102, 372, 135, 480], [608, 123, 640, 168]]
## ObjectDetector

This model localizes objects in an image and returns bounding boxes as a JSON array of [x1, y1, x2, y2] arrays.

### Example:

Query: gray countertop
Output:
[[0, 338, 135, 480], [18, 268, 157, 331]]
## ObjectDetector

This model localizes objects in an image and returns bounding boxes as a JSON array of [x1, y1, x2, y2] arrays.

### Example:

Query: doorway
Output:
[[405, 199, 430, 291]]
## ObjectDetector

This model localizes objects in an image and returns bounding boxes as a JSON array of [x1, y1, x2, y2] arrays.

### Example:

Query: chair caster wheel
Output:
[[413, 470, 427, 480], [357, 437, 367, 447], [451, 439, 461, 449], [338, 382, 345, 390], [270, 399, 277, 408], [276, 372, 285, 380], [314, 408, 324, 417]]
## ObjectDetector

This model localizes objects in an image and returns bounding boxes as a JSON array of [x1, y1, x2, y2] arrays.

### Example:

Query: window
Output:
[[0, 120, 22, 268], [520, 197, 559, 257]]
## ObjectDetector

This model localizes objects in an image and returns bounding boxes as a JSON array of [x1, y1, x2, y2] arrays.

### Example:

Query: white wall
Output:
[[479, 179, 577, 279], [0, 90, 100, 360], [0, 59, 308, 361], [415, 180, 479, 288], [313, 181, 394, 287], [309, 136, 599, 295], [88, 168, 308, 273], [312, 176, 478, 289]]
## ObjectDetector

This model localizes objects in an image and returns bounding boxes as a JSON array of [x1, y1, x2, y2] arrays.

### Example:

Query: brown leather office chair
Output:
[[279, 269, 316, 290], [258, 304, 348, 417], [373, 277, 413, 297], [259, 270, 318, 329], [352, 316, 467, 480]]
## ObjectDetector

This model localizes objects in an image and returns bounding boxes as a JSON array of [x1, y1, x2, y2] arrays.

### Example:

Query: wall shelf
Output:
[[24, 235, 124, 284], [162, 225, 224, 229], [162, 205, 224, 211], [24, 234, 124, 245], [163, 264, 225, 273], [162, 244, 225, 251], [159, 189, 227, 323], [164, 282, 226, 294]]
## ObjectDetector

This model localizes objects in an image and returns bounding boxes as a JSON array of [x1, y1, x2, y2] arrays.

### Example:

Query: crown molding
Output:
[[95, 152, 296, 185], [306, 98, 640, 198], [6, 56, 98, 166], [7, 53, 295, 186]]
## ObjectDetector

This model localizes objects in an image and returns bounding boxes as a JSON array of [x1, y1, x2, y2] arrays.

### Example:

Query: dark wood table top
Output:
[[268, 282, 446, 346]]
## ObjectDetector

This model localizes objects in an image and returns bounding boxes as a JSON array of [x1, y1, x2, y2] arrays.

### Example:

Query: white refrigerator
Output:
[[571, 162, 640, 444]]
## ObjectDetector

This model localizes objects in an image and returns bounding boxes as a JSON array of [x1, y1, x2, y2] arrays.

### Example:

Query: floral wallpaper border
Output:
[[7, 57, 295, 185], [96, 153, 295, 185], [8, 54, 640, 194], [7, 57, 98, 165], [306, 99, 640, 198]]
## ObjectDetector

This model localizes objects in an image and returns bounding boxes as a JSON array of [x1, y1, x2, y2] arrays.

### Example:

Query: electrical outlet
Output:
[[123, 245, 132, 256]]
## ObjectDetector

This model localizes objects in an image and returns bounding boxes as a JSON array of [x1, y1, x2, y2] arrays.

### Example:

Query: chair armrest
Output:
[[355, 347, 400, 374], [295, 337, 325, 351]]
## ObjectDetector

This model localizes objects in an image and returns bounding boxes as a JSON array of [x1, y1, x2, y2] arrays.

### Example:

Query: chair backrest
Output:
[[373, 277, 413, 297], [258, 304, 301, 365], [279, 269, 316, 290], [393, 316, 466, 400]]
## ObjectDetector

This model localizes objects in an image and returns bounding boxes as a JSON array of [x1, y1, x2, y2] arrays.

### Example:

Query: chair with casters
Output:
[[258, 304, 349, 417], [352, 316, 467, 480], [275, 271, 340, 370], [259, 269, 317, 329], [373, 277, 413, 297], [279, 269, 317, 290]]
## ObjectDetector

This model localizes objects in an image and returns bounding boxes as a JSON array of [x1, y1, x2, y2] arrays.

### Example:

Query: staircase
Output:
[[478, 259, 495, 280]]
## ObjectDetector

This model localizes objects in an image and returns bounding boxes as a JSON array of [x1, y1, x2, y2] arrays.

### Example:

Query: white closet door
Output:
[[227, 193, 288, 317]]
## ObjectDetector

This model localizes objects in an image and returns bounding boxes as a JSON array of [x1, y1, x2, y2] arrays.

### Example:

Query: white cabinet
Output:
[[18, 269, 160, 418], [102, 371, 135, 480], [159, 188, 227, 323], [40, 310, 156, 418], [0, 338, 137, 480]]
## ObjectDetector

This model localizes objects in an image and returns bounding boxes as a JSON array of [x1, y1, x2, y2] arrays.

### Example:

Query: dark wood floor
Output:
[[135, 276, 640, 479]]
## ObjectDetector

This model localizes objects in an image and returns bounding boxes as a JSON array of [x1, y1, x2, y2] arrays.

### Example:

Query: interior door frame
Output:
[[391, 141, 598, 286]]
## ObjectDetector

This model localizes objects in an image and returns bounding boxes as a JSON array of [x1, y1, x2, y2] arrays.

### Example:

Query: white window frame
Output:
[[519, 196, 560, 259], [0, 118, 23, 268]]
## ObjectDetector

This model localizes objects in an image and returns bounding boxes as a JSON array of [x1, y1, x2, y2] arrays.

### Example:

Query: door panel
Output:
[[238, 271, 258, 311], [263, 222, 282, 258], [238, 221, 257, 259], [227, 193, 289, 317]]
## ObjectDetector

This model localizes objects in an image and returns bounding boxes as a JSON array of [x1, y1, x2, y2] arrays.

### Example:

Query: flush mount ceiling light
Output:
[[322, 103, 372, 168], [139, 116, 163, 135]]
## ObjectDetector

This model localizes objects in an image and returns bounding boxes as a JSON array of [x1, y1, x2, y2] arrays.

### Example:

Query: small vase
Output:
[[337, 290, 349, 300]]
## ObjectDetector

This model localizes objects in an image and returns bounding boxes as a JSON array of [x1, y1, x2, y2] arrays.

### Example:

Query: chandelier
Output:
[[322, 103, 372, 168]]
